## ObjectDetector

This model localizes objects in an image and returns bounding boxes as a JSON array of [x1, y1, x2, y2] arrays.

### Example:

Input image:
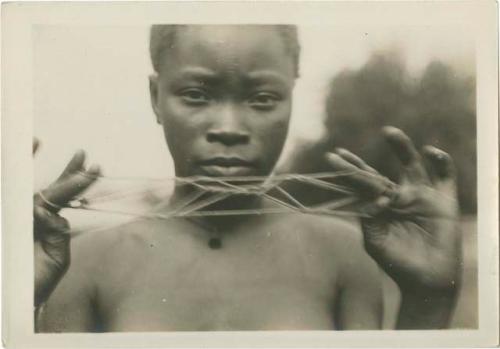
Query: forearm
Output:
[[396, 287, 459, 329]]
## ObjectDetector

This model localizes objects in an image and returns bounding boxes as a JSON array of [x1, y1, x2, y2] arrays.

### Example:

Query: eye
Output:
[[248, 92, 281, 111], [179, 88, 211, 106]]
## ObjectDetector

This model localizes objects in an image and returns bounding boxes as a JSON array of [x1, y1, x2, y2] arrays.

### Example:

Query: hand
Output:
[[33, 140, 100, 307], [326, 127, 461, 297]]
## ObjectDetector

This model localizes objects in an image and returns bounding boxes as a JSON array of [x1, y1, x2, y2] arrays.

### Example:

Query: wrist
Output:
[[397, 285, 459, 329], [400, 278, 460, 299]]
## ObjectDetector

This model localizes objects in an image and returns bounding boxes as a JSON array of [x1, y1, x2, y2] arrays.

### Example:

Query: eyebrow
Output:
[[174, 67, 290, 86], [173, 67, 220, 84], [245, 71, 290, 85]]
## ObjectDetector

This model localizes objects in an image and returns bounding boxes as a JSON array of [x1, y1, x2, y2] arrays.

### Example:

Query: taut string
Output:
[[42, 171, 395, 235]]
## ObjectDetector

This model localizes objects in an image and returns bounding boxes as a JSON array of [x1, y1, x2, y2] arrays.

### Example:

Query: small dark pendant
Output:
[[208, 237, 222, 250]]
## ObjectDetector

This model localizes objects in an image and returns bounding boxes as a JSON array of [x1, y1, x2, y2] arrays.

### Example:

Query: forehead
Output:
[[160, 25, 295, 78]]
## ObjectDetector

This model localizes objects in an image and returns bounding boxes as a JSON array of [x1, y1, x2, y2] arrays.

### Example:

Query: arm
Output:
[[396, 287, 458, 329], [327, 127, 461, 329], [33, 143, 100, 330], [37, 235, 98, 332]]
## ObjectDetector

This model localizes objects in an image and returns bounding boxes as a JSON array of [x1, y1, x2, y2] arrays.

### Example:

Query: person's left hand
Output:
[[326, 127, 461, 297]]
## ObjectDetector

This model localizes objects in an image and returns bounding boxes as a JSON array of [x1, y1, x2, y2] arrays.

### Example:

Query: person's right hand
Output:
[[33, 141, 100, 307]]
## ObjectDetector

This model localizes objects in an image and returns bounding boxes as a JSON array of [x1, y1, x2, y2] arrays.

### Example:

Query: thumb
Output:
[[359, 196, 392, 252], [36, 165, 100, 210], [360, 216, 389, 259]]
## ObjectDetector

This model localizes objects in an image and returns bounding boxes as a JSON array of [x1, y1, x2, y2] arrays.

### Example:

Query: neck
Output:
[[168, 182, 265, 232]]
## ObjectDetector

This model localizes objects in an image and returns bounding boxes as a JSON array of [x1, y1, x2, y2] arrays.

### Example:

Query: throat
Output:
[[168, 187, 267, 250], [185, 216, 226, 250]]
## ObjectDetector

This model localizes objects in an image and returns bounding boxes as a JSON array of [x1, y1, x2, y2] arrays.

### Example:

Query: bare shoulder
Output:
[[308, 215, 371, 265], [72, 219, 155, 252], [280, 213, 365, 257], [70, 218, 162, 272], [279, 213, 382, 284], [39, 219, 161, 332], [280, 214, 384, 329]]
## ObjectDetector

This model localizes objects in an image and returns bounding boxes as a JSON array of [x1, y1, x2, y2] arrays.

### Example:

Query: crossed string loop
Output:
[[39, 170, 383, 234]]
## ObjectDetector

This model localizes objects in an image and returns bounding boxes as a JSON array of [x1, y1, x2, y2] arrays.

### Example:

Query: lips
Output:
[[198, 157, 255, 176], [199, 157, 252, 167]]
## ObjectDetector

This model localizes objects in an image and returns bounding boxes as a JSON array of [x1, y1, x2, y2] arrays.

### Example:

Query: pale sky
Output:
[[34, 24, 475, 189]]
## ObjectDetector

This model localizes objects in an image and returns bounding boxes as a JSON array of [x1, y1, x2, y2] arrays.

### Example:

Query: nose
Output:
[[207, 130, 249, 146], [206, 104, 250, 146]]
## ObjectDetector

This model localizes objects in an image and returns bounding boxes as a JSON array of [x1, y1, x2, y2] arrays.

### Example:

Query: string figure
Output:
[[37, 169, 423, 236]]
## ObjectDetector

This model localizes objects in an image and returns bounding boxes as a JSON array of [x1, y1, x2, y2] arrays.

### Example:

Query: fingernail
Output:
[[375, 195, 392, 208], [382, 126, 399, 134], [68, 200, 84, 208], [435, 153, 445, 161], [382, 126, 397, 134], [73, 149, 86, 161], [325, 153, 342, 163], [87, 164, 101, 176]]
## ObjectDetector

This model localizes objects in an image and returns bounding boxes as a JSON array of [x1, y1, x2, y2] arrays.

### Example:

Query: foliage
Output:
[[282, 53, 476, 213]]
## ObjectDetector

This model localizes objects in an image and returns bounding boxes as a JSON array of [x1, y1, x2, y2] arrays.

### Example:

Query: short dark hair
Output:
[[149, 24, 300, 77]]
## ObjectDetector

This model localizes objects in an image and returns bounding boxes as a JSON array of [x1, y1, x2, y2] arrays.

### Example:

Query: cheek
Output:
[[160, 96, 208, 132], [255, 107, 291, 163], [261, 118, 289, 142], [159, 98, 202, 154]]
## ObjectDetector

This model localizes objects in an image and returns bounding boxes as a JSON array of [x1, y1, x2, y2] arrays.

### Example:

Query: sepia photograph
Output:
[[2, 1, 498, 347]]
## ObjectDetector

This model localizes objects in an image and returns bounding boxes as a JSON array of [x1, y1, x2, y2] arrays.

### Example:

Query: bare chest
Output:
[[95, 220, 339, 331]]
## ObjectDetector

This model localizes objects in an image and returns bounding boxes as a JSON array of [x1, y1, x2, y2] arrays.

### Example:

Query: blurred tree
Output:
[[412, 62, 476, 213], [280, 52, 476, 213]]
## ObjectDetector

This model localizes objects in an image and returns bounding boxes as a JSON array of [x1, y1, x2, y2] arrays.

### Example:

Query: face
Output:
[[149, 25, 296, 178]]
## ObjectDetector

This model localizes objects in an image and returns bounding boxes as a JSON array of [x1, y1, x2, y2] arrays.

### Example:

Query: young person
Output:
[[34, 25, 461, 331]]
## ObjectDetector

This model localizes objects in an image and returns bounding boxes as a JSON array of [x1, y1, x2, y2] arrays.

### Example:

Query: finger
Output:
[[382, 126, 430, 184], [37, 164, 101, 210], [334, 148, 378, 173], [333, 148, 416, 207], [34, 205, 70, 237], [422, 146, 455, 179], [33, 138, 40, 155], [57, 150, 86, 181], [422, 145, 457, 196], [326, 153, 395, 198]]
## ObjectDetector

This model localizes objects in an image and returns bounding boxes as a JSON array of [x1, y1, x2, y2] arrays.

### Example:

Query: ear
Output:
[[149, 74, 162, 125]]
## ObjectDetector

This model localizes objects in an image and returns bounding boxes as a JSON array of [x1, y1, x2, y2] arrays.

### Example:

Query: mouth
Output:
[[198, 157, 255, 177]]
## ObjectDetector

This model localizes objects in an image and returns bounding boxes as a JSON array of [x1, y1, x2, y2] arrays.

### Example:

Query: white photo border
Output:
[[2, 1, 498, 347]]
